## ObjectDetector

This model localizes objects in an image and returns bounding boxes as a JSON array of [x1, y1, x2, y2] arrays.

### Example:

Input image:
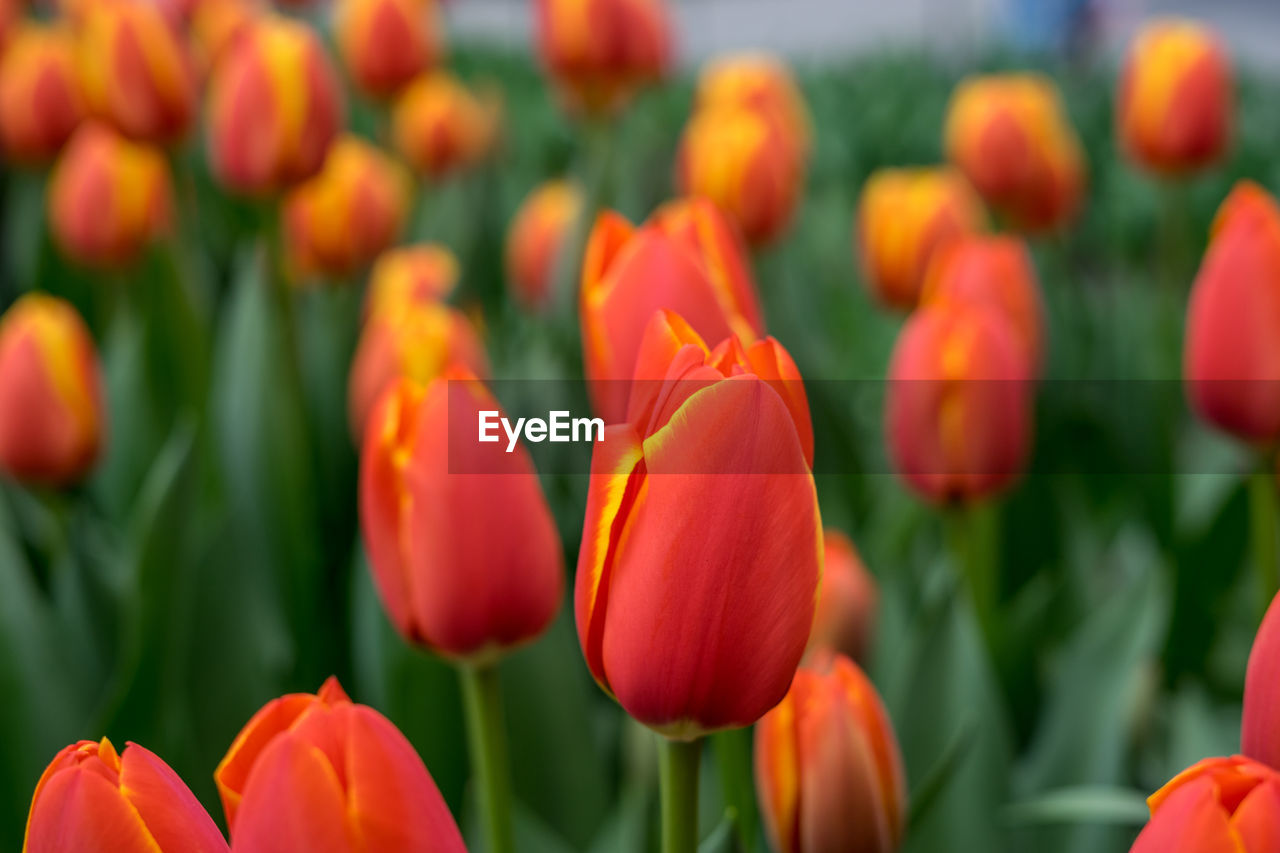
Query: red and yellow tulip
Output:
[[575, 310, 819, 736], [335, 0, 443, 99], [0, 294, 103, 486], [0, 23, 84, 163], [506, 179, 583, 311], [364, 243, 459, 319], [214, 677, 466, 851], [189, 0, 260, 75], [1117, 17, 1233, 176], [580, 197, 765, 423], [1132, 756, 1280, 851], [391, 70, 501, 180], [808, 528, 877, 663], [755, 650, 906, 853], [693, 53, 811, 156], [25, 738, 228, 852]]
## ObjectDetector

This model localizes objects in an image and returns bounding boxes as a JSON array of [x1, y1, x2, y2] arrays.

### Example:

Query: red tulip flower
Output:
[[1244, 590, 1280, 772], [1132, 756, 1280, 851]]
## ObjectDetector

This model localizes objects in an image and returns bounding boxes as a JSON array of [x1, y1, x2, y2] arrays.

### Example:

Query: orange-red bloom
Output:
[[391, 70, 501, 179], [886, 301, 1033, 504], [575, 310, 819, 737], [76, 0, 196, 145], [189, 0, 260, 75], [945, 73, 1085, 233], [0, 294, 103, 486], [214, 677, 465, 851], [360, 373, 564, 659], [0, 23, 84, 163], [857, 167, 986, 309], [1132, 756, 1280, 851], [1117, 17, 1233, 176], [921, 234, 1045, 375], [506, 179, 583, 311], [205, 15, 345, 195], [693, 53, 811, 155], [336, 0, 443, 98], [25, 738, 228, 852], [1185, 181, 1280, 443], [808, 528, 877, 663], [282, 135, 412, 280], [364, 243, 459, 319], [47, 121, 173, 268], [755, 650, 906, 853], [580, 197, 765, 423], [1244, 591, 1280, 772], [533, 0, 670, 116]]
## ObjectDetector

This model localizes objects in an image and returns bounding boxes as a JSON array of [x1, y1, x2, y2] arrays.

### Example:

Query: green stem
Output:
[[460, 663, 515, 853], [1250, 453, 1279, 619], [945, 501, 1000, 654], [658, 737, 701, 853], [712, 727, 757, 852]]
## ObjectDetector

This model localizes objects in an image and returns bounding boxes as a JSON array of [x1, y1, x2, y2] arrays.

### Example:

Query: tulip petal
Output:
[[1231, 778, 1280, 850], [1244, 592, 1280, 771], [119, 743, 228, 852], [229, 733, 353, 853], [25, 763, 162, 853], [1133, 777, 1244, 853], [215, 693, 324, 829]]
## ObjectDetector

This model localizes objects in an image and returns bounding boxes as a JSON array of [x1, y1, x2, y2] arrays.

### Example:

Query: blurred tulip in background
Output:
[[0, 23, 83, 163], [364, 242, 459, 319], [1244, 591, 1280, 771], [392, 70, 501, 180], [693, 53, 811, 156], [335, 0, 443, 99], [189, 0, 260, 76], [808, 528, 878, 663], [506, 178, 583, 311]]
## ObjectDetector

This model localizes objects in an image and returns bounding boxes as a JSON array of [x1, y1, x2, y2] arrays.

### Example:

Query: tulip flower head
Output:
[[0, 294, 104, 486], [944, 73, 1085, 233], [1185, 181, 1280, 444], [336, 0, 443, 98], [206, 14, 345, 195], [189, 0, 261, 75], [1132, 756, 1280, 851], [47, 121, 173, 269], [392, 70, 501, 180], [580, 197, 765, 423], [808, 528, 878, 663], [533, 0, 671, 116], [576, 310, 820, 737], [856, 166, 986, 309], [1117, 17, 1233, 176], [215, 677, 466, 851], [360, 373, 564, 659], [0, 23, 84, 163], [1244, 590, 1280, 771], [506, 179, 583, 311], [25, 738, 228, 852], [364, 243, 459, 320], [755, 650, 907, 853], [694, 52, 812, 156]]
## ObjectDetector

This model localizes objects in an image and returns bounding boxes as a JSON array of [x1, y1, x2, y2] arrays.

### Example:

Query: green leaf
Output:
[[697, 809, 739, 853], [1004, 787, 1150, 827]]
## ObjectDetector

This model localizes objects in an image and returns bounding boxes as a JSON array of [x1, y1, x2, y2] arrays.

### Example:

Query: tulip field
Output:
[[6, 0, 1280, 851]]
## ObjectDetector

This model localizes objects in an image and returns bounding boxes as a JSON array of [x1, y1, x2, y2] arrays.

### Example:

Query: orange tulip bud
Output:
[[76, 0, 196, 144], [856, 167, 986, 309], [808, 528, 877, 663], [533, 0, 670, 116], [694, 53, 811, 156], [0, 294, 103, 486], [0, 23, 84, 163], [1244, 591, 1280, 771], [580, 197, 765, 423], [1117, 17, 1232, 176], [1132, 756, 1280, 851], [944, 73, 1085, 233], [576, 310, 819, 736], [1185, 181, 1280, 443], [348, 300, 488, 441], [364, 242, 459, 320], [391, 70, 501, 180], [214, 677, 465, 850], [47, 121, 173, 268], [25, 737, 228, 852], [205, 15, 345, 195], [755, 650, 906, 853], [506, 179, 582, 311], [921, 234, 1045, 375], [282, 135, 412, 280], [359, 373, 564, 659], [189, 0, 260, 75], [336, 0, 443, 98], [886, 301, 1033, 504]]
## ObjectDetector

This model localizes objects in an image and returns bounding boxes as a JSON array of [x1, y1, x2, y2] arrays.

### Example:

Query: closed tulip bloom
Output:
[[0, 24, 84, 163], [944, 73, 1085, 233], [215, 677, 466, 851], [506, 179, 583, 310], [580, 197, 765, 423], [921, 234, 1045, 375], [856, 167, 986, 309], [1117, 18, 1232, 176], [756, 651, 906, 853], [360, 373, 563, 658], [47, 122, 173, 268], [206, 15, 345, 195], [77, 0, 196, 144], [887, 302, 1033, 504], [694, 53, 811, 155], [576, 310, 819, 736], [364, 243, 459, 320], [25, 738, 228, 852], [283, 135, 412, 280], [348, 300, 488, 441], [533, 0, 670, 116], [336, 0, 443, 98], [0, 294, 103, 486], [1132, 756, 1280, 851], [391, 71, 501, 179], [1243, 591, 1280, 771], [808, 529, 877, 663], [1185, 181, 1280, 443]]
